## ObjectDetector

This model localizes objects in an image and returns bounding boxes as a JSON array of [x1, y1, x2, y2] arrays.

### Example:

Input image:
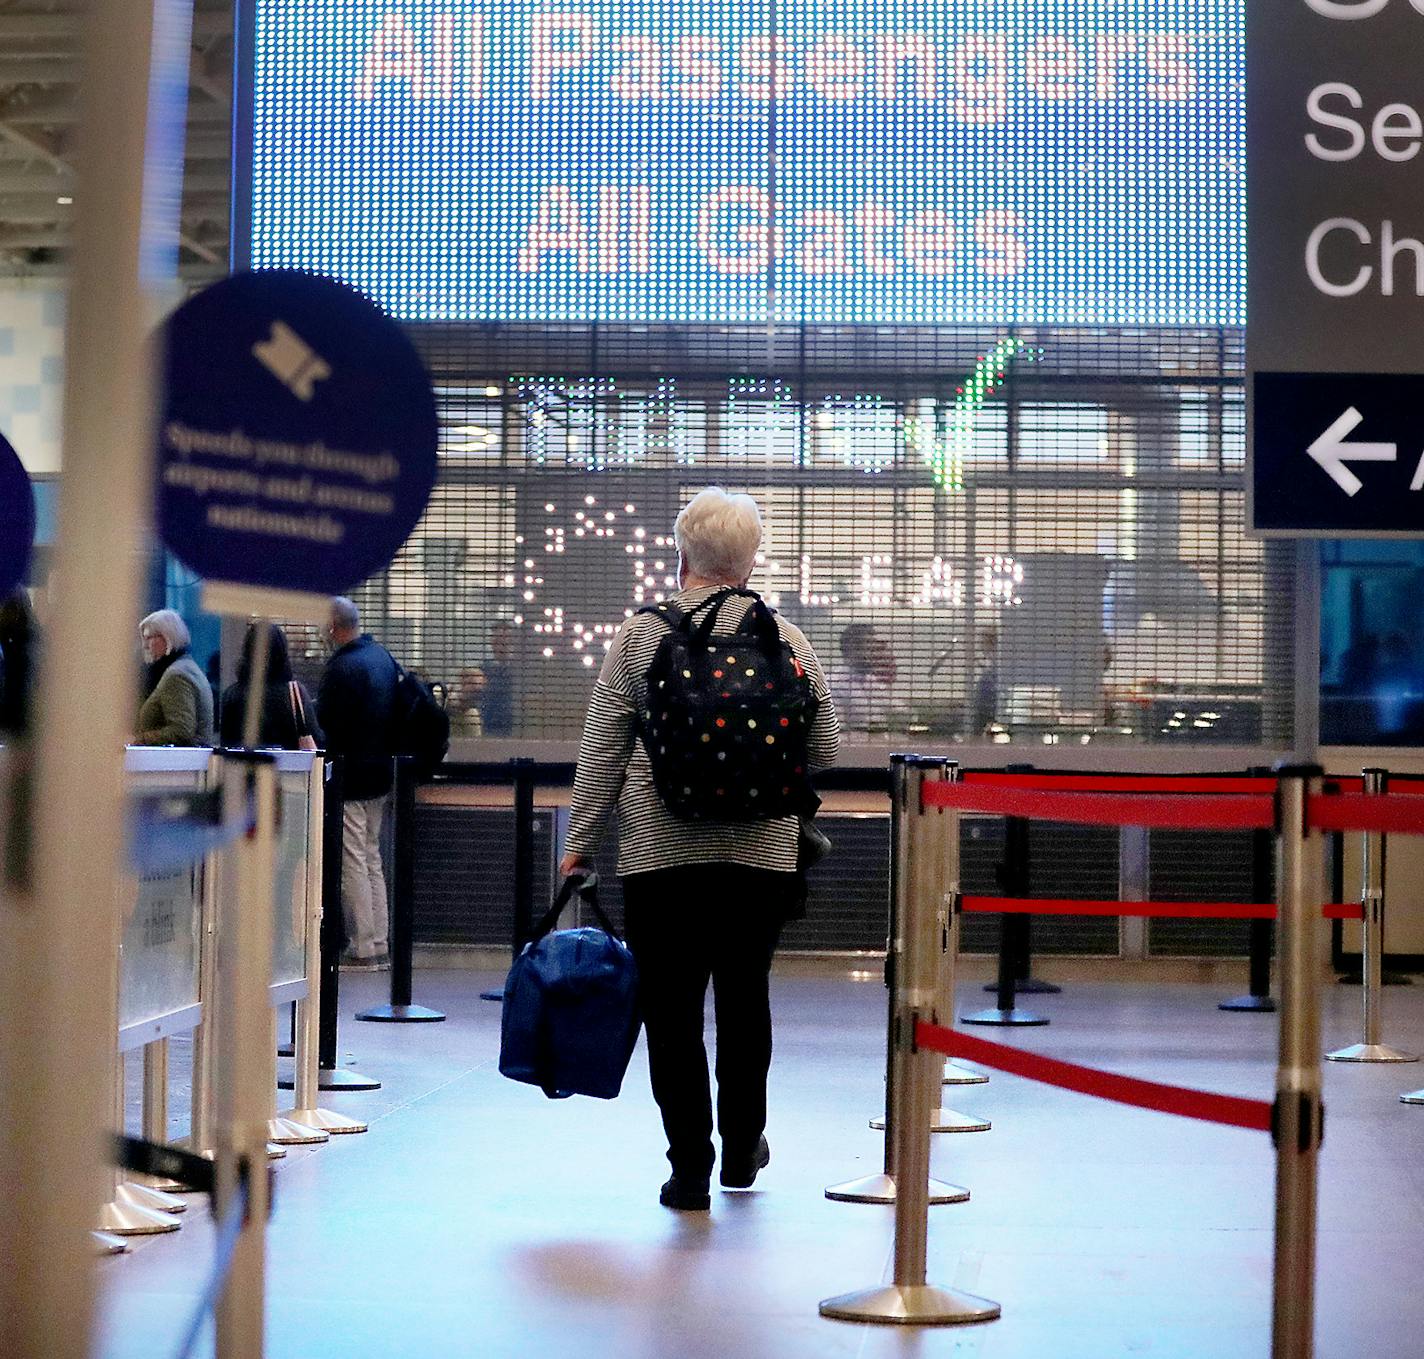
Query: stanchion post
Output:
[[481, 757, 539, 1003], [306, 757, 380, 1092], [357, 757, 445, 1023], [827, 756, 969, 1205], [870, 763, 990, 1136], [1271, 764, 1325, 1359], [283, 757, 367, 1133], [214, 755, 279, 1359], [1327, 769, 1417, 1064], [962, 787, 1047, 1027], [1222, 769, 1278, 1013], [820, 757, 1000, 1327], [182, 773, 222, 1160], [512, 757, 537, 954]]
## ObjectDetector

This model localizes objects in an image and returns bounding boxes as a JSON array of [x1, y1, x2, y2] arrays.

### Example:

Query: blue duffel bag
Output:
[[498, 872, 641, 1100]]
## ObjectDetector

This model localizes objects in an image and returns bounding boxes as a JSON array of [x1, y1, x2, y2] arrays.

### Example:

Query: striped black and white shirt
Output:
[[566, 587, 841, 876]]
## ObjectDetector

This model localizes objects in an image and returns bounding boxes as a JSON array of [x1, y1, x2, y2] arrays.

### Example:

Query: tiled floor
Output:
[[101, 968, 1424, 1358]]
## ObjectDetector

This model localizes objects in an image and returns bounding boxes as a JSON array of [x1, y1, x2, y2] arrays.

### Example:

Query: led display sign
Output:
[[239, 1, 1243, 326]]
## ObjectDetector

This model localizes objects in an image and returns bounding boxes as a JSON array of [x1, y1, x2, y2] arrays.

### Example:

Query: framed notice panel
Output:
[[1248, 0, 1424, 536], [234, 0, 1245, 328]]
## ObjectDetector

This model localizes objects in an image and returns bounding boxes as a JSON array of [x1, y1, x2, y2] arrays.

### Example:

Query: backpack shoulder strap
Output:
[[638, 599, 690, 633]]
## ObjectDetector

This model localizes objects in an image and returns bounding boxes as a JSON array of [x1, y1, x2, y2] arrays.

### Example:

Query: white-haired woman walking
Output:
[[135, 609, 214, 746], [562, 487, 839, 1211]]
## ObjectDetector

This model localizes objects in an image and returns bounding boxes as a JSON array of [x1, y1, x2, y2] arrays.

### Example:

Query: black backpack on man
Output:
[[390, 661, 450, 782], [637, 588, 818, 821]]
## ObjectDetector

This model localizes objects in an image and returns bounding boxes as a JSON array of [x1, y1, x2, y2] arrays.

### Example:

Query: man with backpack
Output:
[[560, 487, 840, 1211], [319, 596, 400, 970]]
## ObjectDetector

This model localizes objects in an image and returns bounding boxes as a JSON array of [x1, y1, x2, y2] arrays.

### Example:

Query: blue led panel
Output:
[[241, 1, 1243, 326]]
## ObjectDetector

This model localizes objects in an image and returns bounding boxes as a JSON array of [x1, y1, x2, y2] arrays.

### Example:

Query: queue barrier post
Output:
[[1271, 764, 1325, 1359], [820, 757, 1000, 1327], [1326, 769, 1417, 1065], [961, 803, 1047, 1028], [283, 756, 368, 1134], [1221, 767, 1278, 1013], [290, 756, 380, 1093], [214, 752, 279, 1359], [357, 757, 446, 1023], [108, 1048, 183, 1230], [121, 1039, 189, 1200], [992, 767, 1059, 998], [865, 763, 991, 1122], [827, 755, 970, 1207]]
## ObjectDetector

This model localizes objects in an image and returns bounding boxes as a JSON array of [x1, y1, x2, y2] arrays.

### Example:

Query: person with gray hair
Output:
[[318, 595, 400, 968], [134, 608, 214, 746], [562, 486, 840, 1211]]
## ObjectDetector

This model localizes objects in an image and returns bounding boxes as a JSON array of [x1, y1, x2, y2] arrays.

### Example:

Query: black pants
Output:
[[621, 864, 794, 1180]]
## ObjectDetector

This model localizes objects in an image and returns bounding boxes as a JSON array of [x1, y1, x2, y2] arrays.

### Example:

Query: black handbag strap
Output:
[[530, 871, 621, 943]]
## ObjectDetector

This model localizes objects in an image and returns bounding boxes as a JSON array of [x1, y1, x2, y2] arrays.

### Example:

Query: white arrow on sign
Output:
[[1306, 407, 1396, 497]]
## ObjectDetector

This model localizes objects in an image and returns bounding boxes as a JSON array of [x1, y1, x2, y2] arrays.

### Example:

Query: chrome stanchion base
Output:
[[117, 1181, 187, 1215], [1400, 1088, 1424, 1105], [819, 1283, 1001, 1325], [267, 1142, 287, 1159], [267, 1116, 329, 1145], [278, 1064, 382, 1092], [1325, 1042, 1419, 1063], [992, 977, 1061, 995], [282, 1105, 368, 1135], [823, 1172, 969, 1206], [1219, 993, 1276, 1013], [97, 1197, 180, 1236], [871, 1108, 991, 1134], [92, 1230, 130, 1255], [130, 1170, 188, 1194], [354, 1003, 447, 1023], [960, 1006, 1047, 1026], [943, 1061, 989, 1086]]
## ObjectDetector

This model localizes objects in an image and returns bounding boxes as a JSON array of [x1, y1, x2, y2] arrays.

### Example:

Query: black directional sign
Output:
[[1248, 0, 1424, 536], [1253, 372, 1424, 534]]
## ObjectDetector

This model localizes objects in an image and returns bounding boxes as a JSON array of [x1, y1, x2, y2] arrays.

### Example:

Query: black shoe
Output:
[[659, 1174, 711, 1211], [720, 1135, 771, 1189]]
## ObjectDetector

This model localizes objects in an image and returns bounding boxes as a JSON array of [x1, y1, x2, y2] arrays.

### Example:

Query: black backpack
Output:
[[638, 589, 817, 821], [391, 662, 450, 781]]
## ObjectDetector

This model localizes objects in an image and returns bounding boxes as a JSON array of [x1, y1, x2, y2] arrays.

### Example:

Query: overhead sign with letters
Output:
[[157, 270, 438, 597], [0, 431, 35, 594], [236, 0, 1244, 327], [1248, 0, 1424, 535]]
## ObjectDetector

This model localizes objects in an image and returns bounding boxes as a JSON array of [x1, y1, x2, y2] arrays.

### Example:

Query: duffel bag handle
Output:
[[530, 871, 623, 943]]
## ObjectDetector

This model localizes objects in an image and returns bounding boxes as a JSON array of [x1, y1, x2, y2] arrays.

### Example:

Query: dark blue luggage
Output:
[[498, 873, 640, 1100]]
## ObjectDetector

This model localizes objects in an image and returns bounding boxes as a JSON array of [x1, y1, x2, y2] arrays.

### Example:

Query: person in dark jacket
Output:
[[220, 622, 324, 750], [318, 597, 398, 968], [0, 588, 37, 738], [135, 609, 214, 747]]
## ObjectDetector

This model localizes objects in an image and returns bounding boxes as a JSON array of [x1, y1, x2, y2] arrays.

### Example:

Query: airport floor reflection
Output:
[[104, 968, 1424, 1359]]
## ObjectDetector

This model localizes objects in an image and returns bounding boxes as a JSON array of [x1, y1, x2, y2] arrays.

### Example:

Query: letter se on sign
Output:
[[1306, 83, 1424, 160]]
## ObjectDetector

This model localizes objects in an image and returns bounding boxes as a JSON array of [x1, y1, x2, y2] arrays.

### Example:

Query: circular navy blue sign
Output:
[[0, 431, 35, 595], [157, 270, 438, 594]]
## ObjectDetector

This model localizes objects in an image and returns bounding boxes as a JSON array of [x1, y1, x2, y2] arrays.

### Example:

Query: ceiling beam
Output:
[[0, 15, 77, 47], [0, 119, 69, 175], [0, 56, 76, 84], [190, 39, 231, 108]]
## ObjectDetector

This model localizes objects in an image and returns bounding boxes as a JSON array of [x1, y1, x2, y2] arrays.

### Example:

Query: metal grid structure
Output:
[[352, 321, 1294, 750]]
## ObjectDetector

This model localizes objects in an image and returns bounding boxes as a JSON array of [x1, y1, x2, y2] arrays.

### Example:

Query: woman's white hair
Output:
[[674, 487, 763, 585], [140, 608, 190, 651]]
